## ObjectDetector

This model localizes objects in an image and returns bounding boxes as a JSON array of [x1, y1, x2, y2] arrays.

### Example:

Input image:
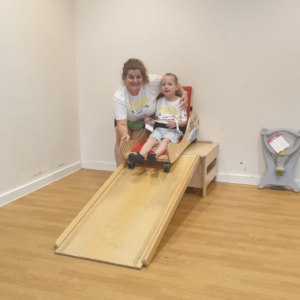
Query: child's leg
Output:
[[140, 136, 158, 156], [128, 136, 158, 165], [154, 138, 170, 156], [147, 138, 171, 166]]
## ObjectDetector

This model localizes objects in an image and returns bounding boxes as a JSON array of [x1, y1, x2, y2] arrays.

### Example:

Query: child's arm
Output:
[[165, 119, 187, 128], [164, 105, 187, 128], [145, 110, 159, 123], [178, 120, 187, 127]]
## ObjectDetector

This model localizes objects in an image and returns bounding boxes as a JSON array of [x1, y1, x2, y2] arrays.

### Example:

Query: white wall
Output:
[[76, 0, 300, 183], [1, 0, 300, 203], [0, 0, 81, 201]]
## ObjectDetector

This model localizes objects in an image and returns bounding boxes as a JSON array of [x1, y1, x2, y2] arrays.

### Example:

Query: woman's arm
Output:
[[116, 119, 130, 142], [176, 83, 188, 110]]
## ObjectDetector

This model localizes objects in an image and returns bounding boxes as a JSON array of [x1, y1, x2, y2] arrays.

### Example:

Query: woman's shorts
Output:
[[114, 118, 145, 131], [150, 128, 182, 143]]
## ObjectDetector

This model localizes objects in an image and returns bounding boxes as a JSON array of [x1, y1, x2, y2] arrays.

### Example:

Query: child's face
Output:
[[161, 75, 178, 97]]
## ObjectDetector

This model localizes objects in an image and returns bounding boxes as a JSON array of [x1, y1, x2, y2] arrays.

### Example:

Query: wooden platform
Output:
[[184, 141, 219, 197], [55, 142, 218, 268]]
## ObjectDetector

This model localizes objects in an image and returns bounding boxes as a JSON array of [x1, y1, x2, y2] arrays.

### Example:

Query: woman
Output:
[[114, 58, 188, 166]]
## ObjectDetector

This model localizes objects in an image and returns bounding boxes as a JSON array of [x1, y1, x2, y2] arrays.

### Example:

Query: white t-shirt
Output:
[[113, 74, 162, 121], [155, 97, 187, 122]]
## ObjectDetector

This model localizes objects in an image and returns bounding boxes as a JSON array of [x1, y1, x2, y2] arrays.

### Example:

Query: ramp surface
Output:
[[55, 155, 199, 269]]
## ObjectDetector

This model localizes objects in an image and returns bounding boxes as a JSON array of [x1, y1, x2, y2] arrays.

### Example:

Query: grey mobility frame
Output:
[[258, 128, 300, 192]]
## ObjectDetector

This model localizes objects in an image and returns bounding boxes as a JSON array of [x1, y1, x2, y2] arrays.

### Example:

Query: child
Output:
[[128, 73, 187, 166]]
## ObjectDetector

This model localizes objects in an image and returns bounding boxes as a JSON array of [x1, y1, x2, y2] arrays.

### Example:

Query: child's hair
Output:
[[122, 59, 149, 84], [164, 73, 178, 84]]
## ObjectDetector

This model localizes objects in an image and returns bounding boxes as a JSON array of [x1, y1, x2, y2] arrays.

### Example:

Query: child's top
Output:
[[155, 97, 187, 123]]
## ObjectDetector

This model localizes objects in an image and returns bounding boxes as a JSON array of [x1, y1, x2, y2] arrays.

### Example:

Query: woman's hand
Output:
[[180, 93, 188, 111], [121, 134, 130, 143], [165, 119, 176, 128]]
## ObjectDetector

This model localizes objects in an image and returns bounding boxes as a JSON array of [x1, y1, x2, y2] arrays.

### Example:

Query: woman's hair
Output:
[[164, 73, 178, 84], [122, 59, 149, 84]]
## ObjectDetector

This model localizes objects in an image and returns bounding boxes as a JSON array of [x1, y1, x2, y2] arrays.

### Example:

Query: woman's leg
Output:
[[114, 127, 132, 167], [131, 128, 145, 140]]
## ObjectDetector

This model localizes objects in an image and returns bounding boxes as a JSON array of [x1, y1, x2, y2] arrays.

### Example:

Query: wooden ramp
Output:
[[55, 155, 200, 269]]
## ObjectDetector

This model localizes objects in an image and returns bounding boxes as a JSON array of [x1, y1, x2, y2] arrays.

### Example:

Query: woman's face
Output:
[[124, 69, 143, 95]]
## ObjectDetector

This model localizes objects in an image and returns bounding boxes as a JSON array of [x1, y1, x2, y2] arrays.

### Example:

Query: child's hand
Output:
[[165, 119, 176, 128], [145, 117, 151, 125]]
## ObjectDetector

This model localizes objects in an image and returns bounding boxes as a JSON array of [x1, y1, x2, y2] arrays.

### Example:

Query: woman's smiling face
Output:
[[124, 69, 143, 96]]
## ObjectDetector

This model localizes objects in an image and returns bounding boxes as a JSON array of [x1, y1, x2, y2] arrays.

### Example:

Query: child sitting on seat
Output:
[[129, 73, 187, 166]]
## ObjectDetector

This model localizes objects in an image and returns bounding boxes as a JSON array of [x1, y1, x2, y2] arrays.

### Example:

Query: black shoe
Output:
[[128, 152, 145, 165], [147, 153, 157, 166]]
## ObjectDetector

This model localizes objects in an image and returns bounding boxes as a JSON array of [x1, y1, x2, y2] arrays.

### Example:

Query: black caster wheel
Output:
[[191, 138, 197, 144], [128, 161, 135, 169], [163, 163, 170, 173]]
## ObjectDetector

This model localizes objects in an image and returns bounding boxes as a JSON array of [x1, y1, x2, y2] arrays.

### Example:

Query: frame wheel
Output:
[[128, 161, 135, 169], [163, 163, 170, 173]]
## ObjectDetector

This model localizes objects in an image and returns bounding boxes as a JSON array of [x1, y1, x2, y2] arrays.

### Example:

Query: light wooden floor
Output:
[[1, 169, 300, 300]]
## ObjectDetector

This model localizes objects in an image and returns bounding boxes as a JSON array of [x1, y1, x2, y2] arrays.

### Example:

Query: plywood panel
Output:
[[55, 155, 199, 269], [186, 142, 219, 197], [183, 141, 218, 157], [167, 113, 199, 163], [54, 162, 127, 249]]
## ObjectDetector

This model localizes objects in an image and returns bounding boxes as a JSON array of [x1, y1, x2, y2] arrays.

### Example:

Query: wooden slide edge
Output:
[[54, 162, 126, 249], [55, 251, 143, 270], [140, 156, 200, 267], [167, 113, 199, 164]]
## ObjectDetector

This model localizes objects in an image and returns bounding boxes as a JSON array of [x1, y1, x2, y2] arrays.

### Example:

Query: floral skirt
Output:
[[127, 118, 145, 131]]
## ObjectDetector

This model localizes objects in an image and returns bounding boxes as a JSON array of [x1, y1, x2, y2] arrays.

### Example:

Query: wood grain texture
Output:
[[186, 142, 219, 197], [167, 113, 199, 163], [54, 162, 126, 249], [183, 141, 219, 157], [141, 156, 200, 266], [56, 156, 199, 269], [1, 169, 300, 300], [120, 130, 149, 158]]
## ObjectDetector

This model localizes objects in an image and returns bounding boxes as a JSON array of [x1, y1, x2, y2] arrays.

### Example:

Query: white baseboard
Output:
[[81, 163, 266, 186], [216, 173, 263, 185], [2, 163, 298, 207], [82, 161, 117, 172], [81, 163, 298, 187], [0, 162, 82, 207], [217, 172, 300, 186]]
